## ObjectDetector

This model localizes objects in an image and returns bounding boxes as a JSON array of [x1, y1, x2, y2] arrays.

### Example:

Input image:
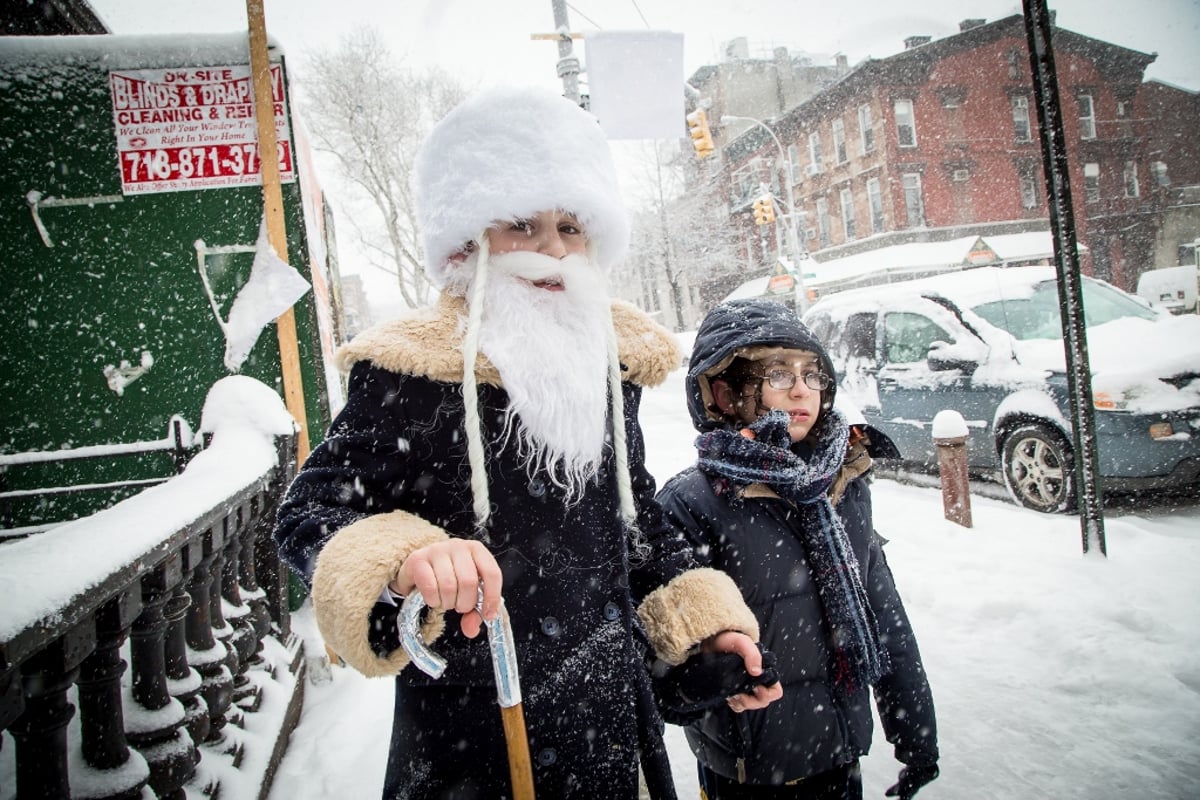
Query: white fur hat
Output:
[[412, 87, 630, 288]]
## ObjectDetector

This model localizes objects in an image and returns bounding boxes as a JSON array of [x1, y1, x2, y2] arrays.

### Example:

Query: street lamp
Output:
[[721, 114, 811, 313]]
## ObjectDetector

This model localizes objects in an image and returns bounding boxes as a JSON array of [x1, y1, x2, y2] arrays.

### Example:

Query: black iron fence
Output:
[[0, 432, 303, 800]]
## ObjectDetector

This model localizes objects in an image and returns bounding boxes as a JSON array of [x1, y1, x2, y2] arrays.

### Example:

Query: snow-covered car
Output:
[[802, 266, 1200, 512]]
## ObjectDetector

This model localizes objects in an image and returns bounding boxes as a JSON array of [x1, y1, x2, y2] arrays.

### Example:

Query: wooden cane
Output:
[[500, 701, 535, 799]]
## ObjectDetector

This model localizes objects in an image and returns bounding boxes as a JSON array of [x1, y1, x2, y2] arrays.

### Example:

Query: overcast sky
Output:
[[89, 0, 1199, 92], [84, 0, 1198, 311]]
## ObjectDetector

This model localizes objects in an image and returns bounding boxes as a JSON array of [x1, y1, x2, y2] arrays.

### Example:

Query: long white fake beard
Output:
[[470, 249, 613, 501]]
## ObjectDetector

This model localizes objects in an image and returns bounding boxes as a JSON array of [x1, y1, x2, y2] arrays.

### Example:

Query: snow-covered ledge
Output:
[[0, 376, 305, 800]]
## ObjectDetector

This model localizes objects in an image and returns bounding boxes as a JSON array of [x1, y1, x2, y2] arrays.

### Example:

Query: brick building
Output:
[[688, 15, 1194, 300]]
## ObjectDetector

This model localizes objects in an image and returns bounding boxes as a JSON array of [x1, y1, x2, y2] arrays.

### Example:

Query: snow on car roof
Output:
[[807, 265, 1200, 414], [809, 265, 1057, 314]]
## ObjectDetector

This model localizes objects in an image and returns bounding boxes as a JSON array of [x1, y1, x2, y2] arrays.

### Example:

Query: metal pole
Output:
[[1022, 0, 1106, 555], [550, 0, 580, 104], [723, 115, 810, 313]]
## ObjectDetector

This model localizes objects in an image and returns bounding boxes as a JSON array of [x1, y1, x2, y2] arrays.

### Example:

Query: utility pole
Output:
[[550, 0, 580, 103]]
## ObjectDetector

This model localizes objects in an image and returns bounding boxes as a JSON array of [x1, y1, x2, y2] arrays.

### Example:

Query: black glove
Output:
[[367, 600, 402, 657], [651, 643, 779, 725], [884, 764, 939, 800]]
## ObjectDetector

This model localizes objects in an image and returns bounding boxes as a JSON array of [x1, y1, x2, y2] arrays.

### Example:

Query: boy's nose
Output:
[[538, 232, 569, 258]]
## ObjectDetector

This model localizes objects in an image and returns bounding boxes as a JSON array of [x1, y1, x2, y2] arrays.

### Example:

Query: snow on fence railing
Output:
[[0, 416, 200, 539], [0, 376, 306, 800]]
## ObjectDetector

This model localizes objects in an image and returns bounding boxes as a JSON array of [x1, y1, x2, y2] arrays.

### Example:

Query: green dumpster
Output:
[[0, 33, 345, 533]]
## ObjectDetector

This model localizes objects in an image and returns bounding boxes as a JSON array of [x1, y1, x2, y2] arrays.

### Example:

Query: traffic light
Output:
[[686, 109, 715, 159], [753, 196, 776, 225]]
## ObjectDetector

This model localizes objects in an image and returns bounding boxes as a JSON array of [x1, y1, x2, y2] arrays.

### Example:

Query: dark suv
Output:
[[803, 266, 1200, 512]]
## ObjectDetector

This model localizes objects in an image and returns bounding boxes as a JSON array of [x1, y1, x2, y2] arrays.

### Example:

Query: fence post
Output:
[[932, 410, 973, 528]]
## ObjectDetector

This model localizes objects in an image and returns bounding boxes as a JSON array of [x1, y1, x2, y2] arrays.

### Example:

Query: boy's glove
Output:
[[885, 764, 939, 800], [651, 643, 779, 724]]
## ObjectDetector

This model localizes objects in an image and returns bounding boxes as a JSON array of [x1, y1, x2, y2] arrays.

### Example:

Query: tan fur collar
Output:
[[335, 292, 681, 388]]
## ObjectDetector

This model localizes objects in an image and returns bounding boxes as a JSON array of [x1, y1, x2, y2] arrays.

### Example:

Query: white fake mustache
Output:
[[484, 249, 594, 289]]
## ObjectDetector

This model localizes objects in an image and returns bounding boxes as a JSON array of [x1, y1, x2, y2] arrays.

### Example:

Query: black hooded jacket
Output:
[[656, 298, 939, 784]]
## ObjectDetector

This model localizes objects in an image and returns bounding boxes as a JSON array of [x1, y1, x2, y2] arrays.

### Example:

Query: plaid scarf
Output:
[[696, 409, 891, 693]]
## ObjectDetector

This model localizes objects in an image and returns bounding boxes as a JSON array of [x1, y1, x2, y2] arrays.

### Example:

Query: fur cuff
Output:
[[312, 510, 450, 677], [636, 567, 761, 666]]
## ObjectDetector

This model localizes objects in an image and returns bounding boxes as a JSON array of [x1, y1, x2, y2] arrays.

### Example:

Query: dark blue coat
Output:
[[657, 467, 939, 784]]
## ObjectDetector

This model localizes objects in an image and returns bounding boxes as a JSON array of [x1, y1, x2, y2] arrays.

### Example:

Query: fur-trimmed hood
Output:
[[337, 292, 681, 389]]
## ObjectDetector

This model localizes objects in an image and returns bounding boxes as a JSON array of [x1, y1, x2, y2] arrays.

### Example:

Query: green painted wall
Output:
[[0, 35, 339, 528]]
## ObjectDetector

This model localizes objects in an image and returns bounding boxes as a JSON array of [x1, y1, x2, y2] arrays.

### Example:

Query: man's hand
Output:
[[389, 539, 503, 638], [703, 630, 783, 712], [885, 764, 939, 800]]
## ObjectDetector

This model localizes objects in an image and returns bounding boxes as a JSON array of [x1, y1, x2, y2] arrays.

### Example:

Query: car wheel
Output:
[[1001, 423, 1076, 513]]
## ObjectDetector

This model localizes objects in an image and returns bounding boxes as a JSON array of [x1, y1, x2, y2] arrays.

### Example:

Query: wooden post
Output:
[[932, 410, 972, 528], [245, 0, 310, 463]]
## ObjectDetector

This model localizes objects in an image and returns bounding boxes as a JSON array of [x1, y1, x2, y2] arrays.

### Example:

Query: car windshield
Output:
[[970, 279, 1159, 340]]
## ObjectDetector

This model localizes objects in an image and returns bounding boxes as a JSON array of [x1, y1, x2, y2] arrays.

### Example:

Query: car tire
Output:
[[1001, 423, 1077, 513]]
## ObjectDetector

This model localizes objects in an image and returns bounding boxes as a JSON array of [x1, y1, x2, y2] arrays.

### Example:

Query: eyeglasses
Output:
[[756, 368, 833, 392]]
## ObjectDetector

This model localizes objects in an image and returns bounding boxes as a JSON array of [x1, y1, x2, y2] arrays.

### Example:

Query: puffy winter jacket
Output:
[[657, 464, 938, 783]]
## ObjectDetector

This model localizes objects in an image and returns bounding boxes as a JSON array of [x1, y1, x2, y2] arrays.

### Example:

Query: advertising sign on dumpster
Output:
[[110, 64, 296, 195]]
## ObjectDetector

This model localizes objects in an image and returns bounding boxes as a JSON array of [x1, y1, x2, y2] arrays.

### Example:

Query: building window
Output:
[[833, 118, 848, 164], [816, 197, 831, 248], [1078, 94, 1096, 140], [1083, 162, 1100, 203], [787, 144, 802, 183], [902, 172, 925, 227], [1011, 96, 1032, 142], [1151, 160, 1170, 186], [1124, 161, 1140, 197], [1020, 174, 1040, 209], [895, 98, 917, 147], [867, 177, 884, 234], [808, 131, 823, 174], [937, 86, 966, 109], [840, 187, 856, 240], [1006, 49, 1022, 80], [859, 104, 874, 154], [1179, 242, 1197, 267]]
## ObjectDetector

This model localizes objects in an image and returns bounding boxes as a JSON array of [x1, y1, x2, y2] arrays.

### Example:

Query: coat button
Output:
[[537, 747, 557, 766], [527, 478, 546, 498], [540, 616, 561, 637], [603, 601, 621, 621]]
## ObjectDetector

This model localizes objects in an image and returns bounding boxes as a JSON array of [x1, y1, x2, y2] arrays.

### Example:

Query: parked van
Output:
[[1137, 265, 1198, 314]]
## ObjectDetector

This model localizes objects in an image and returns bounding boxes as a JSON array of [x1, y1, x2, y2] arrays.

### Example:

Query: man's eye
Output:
[[511, 219, 533, 233]]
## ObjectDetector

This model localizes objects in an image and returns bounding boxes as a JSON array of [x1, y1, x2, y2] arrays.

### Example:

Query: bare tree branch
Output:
[[298, 29, 470, 309]]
